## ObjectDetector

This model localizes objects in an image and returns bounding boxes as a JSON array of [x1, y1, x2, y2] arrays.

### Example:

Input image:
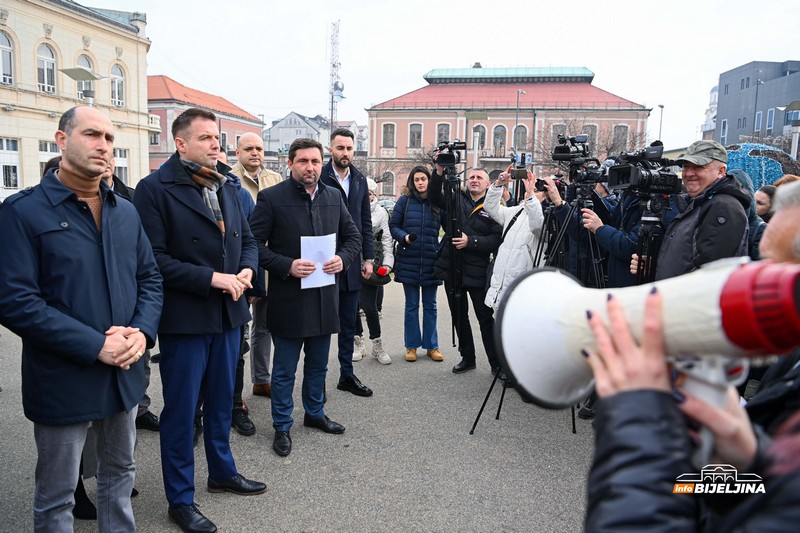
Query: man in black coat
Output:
[[429, 166, 502, 376], [249, 138, 361, 457], [319, 128, 375, 397], [134, 108, 265, 533]]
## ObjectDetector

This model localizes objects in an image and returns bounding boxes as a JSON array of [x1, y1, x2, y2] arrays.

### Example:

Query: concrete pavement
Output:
[[0, 282, 594, 532]]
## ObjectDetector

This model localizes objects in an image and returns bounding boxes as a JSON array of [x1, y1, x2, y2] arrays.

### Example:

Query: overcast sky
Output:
[[97, 0, 798, 150]]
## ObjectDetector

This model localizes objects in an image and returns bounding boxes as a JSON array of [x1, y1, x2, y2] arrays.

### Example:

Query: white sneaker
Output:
[[353, 335, 365, 362], [372, 337, 391, 365]]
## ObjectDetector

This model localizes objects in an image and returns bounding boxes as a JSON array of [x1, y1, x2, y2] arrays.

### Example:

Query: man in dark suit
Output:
[[320, 128, 375, 397], [134, 108, 265, 533], [249, 137, 361, 457]]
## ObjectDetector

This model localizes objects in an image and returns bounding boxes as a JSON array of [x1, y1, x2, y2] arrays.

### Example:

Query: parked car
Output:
[[377, 199, 396, 216]]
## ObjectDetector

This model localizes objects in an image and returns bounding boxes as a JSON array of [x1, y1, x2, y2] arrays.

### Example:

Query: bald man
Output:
[[229, 133, 282, 410]]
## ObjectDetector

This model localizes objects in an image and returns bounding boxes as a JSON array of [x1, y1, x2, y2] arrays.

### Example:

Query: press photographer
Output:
[[429, 142, 502, 375], [632, 140, 750, 281]]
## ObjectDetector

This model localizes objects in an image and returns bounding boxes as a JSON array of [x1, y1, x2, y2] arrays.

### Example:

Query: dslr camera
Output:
[[607, 142, 681, 195]]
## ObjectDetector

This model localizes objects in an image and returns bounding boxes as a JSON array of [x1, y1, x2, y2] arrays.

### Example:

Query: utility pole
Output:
[[329, 20, 344, 127]]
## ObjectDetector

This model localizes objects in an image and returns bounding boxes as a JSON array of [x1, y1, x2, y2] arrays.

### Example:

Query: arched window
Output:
[[582, 124, 598, 155], [409, 124, 422, 148], [37, 43, 56, 93], [611, 125, 629, 153], [473, 125, 486, 150], [0, 31, 13, 86], [111, 64, 124, 107], [513, 125, 527, 149], [493, 125, 506, 157], [381, 171, 395, 197], [77, 54, 93, 99]]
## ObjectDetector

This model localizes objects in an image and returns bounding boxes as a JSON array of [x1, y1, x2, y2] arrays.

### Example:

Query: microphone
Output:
[[376, 266, 389, 277], [408, 233, 418, 243]]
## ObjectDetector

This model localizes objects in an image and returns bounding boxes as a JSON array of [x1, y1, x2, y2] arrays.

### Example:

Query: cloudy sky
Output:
[[97, 0, 797, 150]]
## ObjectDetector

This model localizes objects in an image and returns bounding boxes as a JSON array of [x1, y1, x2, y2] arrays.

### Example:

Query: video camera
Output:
[[551, 134, 603, 185], [607, 142, 681, 195], [535, 173, 566, 194], [434, 140, 467, 169]]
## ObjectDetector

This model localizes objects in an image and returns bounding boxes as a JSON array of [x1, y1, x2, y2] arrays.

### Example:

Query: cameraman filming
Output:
[[429, 162, 502, 376], [632, 140, 750, 281]]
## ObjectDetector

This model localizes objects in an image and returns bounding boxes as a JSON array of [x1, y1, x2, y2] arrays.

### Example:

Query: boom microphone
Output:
[[495, 258, 800, 408]]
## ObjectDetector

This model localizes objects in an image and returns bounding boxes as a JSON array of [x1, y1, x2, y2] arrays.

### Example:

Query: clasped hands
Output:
[[98, 326, 146, 371]]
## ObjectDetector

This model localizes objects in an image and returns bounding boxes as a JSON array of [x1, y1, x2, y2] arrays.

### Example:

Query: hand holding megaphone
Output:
[[496, 258, 800, 409]]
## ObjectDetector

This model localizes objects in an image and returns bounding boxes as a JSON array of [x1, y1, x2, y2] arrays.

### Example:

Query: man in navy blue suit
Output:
[[320, 128, 375, 397], [134, 108, 265, 533]]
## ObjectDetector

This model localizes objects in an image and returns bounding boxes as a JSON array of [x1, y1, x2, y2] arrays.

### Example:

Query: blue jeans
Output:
[[271, 334, 331, 432], [33, 409, 137, 533], [402, 283, 439, 350], [159, 329, 240, 507]]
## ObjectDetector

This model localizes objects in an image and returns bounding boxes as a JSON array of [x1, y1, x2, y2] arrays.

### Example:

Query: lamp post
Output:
[[753, 79, 764, 139], [59, 67, 104, 107], [657, 104, 664, 141], [514, 89, 526, 149]]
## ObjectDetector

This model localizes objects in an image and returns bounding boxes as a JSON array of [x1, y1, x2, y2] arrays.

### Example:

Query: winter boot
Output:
[[352, 335, 365, 362], [371, 337, 391, 365]]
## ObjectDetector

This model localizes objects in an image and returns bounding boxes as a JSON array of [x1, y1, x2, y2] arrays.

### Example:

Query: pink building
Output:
[[367, 65, 650, 199], [148, 75, 262, 172]]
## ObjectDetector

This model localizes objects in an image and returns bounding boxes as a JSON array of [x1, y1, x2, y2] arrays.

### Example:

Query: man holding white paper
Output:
[[249, 138, 361, 457]]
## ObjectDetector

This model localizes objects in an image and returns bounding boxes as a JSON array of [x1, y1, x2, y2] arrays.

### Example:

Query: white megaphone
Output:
[[496, 258, 800, 409]]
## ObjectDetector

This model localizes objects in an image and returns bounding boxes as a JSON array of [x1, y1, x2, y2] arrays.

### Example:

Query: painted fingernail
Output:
[[580, 349, 589, 358], [607, 293, 613, 301], [671, 389, 686, 404], [650, 286, 658, 295], [586, 310, 593, 320]]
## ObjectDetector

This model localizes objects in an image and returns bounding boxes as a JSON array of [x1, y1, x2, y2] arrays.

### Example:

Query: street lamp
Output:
[[514, 89, 526, 149], [657, 104, 664, 141], [59, 67, 105, 107]]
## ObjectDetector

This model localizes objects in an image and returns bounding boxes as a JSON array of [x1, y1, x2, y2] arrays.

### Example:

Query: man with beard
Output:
[[249, 138, 361, 456], [320, 128, 375, 397]]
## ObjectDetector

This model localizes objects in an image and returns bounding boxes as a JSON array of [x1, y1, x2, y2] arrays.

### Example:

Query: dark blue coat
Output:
[[134, 152, 258, 335], [320, 161, 374, 292], [0, 172, 163, 425], [389, 192, 443, 287], [594, 192, 642, 288]]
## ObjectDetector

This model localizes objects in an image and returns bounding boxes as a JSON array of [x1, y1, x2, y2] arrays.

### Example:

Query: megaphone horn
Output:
[[495, 258, 800, 408]]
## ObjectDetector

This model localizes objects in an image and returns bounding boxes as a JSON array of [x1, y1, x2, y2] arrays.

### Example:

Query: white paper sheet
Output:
[[300, 233, 336, 289]]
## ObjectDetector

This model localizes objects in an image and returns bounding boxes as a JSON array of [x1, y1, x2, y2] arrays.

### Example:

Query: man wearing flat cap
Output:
[[651, 140, 750, 280]]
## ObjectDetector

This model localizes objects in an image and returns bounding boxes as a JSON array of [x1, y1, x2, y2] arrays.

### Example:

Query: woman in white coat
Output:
[[483, 170, 545, 310]]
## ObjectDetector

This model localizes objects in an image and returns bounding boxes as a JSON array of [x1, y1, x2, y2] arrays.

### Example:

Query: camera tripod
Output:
[[633, 193, 669, 285]]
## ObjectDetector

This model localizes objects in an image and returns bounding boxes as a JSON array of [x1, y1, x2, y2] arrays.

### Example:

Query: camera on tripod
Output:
[[607, 143, 681, 195], [551, 134, 603, 185], [434, 140, 467, 169]]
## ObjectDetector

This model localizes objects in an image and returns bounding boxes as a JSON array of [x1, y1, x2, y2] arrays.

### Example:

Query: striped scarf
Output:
[[180, 158, 226, 234]]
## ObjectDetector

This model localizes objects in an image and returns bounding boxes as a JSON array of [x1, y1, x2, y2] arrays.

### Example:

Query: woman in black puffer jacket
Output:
[[390, 166, 444, 363]]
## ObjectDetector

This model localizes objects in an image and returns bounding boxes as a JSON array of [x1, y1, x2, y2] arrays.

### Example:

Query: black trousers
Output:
[[355, 284, 382, 339], [444, 281, 497, 370]]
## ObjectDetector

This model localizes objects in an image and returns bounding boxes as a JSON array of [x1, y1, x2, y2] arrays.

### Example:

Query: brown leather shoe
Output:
[[253, 383, 271, 397]]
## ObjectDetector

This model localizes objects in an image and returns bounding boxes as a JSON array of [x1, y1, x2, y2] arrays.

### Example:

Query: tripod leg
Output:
[[571, 405, 577, 434], [495, 382, 508, 420], [470, 373, 499, 435]]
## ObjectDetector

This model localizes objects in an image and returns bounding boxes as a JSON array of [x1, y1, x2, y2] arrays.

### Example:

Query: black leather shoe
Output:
[[452, 360, 476, 374], [337, 374, 373, 397], [135, 410, 160, 431], [168, 504, 217, 533], [193, 417, 203, 448], [273, 431, 292, 456], [303, 414, 345, 434], [231, 408, 256, 436], [207, 473, 266, 495]]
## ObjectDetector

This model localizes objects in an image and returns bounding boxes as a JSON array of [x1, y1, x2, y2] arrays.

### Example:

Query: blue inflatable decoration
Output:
[[725, 143, 800, 190]]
